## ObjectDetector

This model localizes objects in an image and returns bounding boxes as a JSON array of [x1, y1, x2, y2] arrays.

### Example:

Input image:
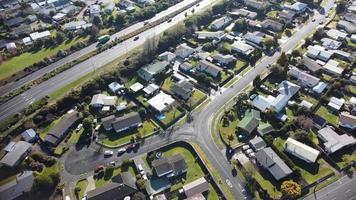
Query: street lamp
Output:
[[313, 180, 321, 200]]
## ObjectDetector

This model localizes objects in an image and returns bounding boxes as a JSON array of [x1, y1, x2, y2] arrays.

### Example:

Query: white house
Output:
[[287, 2, 308, 13], [328, 97, 345, 111], [326, 29, 347, 41], [288, 66, 320, 87], [148, 91, 175, 112], [284, 138, 319, 163], [323, 59, 344, 76], [339, 112, 356, 130], [210, 16, 232, 30], [29, 31, 51, 41], [231, 40, 255, 56], [318, 126, 356, 154], [175, 43, 194, 59], [90, 94, 117, 107]]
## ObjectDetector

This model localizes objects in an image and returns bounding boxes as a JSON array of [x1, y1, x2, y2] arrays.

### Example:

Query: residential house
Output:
[[333, 50, 352, 61], [147, 91, 175, 112], [243, 0, 269, 11], [249, 136, 266, 151], [278, 10, 296, 24], [130, 82, 144, 93], [251, 80, 301, 113], [344, 13, 356, 24], [261, 19, 284, 32], [286, 2, 308, 14], [228, 9, 258, 19], [10, 25, 32, 38], [210, 16, 232, 30], [257, 122, 274, 136], [4, 17, 25, 27], [87, 172, 137, 200], [89, 4, 101, 16], [284, 138, 319, 163], [195, 31, 224, 40], [0, 171, 34, 200], [64, 20, 92, 31], [256, 147, 293, 180], [244, 32, 264, 47], [29, 31, 51, 41], [179, 62, 193, 72], [143, 83, 159, 97], [312, 81, 327, 95], [21, 129, 37, 143], [323, 59, 344, 76], [183, 177, 209, 198], [137, 61, 169, 82], [152, 154, 187, 178], [196, 60, 222, 78], [6, 42, 16, 51], [328, 97, 345, 111], [44, 110, 81, 146], [306, 45, 333, 62], [0, 141, 32, 167], [211, 53, 236, 66], [102, 115, 116, 131], [321, 38, 342, 50], [288, 66, 320, 87], [237, 109, 260, 134], [301, 56, 322, 73], [326, 29, 347, 41], [337, 20, 356, 34], [158, 51, 176, 62], [90, 94, 117, 107], [231, 40, 255, 56], [171, 81, 194, 101], [300, 100, 313, 110], [339, 112, 356, 130], [318, 126, 356, 154], [175, 43, 195, 59], [112, 112, 142, 133]]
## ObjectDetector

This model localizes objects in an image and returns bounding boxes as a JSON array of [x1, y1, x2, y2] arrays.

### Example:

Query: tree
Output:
[[136, 179, 146, 190], [291, 49, 301, 58], [83, 117, 93, 132], [336, 0, 347, 14], [202, 42, 214, 51], [263, 37, 276, 50], [253, 75, 262, 87], [291, 129, 311, 142], [281, 180, 301, 198], [264, 135, 274, 145], [232, 19, 247, 32], [92, 16, 102, 27], [55, 31, 66, 44], [212, 1, 226, 15], [277, 52, 288, 67], [115, 13, 125, 27], [132, 192, 146, 200]]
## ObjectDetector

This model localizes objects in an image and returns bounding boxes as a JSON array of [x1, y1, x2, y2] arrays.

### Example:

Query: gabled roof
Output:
[[257, 122, 274, 136], [288, 66, 320, 87], [171, 81, 194, 100], [256, 147, 292, 180], [112, 112, 142, 132], [0, 141, 32, 167], [284, 138, 319, 163], [237, 109, 260, 134], [101, 115, 116, 130], [147, 91, 175, 112], [301, 56, 322, 72], [318, 126, 356, 154], [326, 29, 347, 41], [197, 60, 222, 78], [249, 136, 266, 151], [0, 171, 34, 200], [262, 19, 284, 32], [137, 61, 169, 81], [339, 112, 356, 129], [152, 157, 172, 177], [183, 177, 209, 198]]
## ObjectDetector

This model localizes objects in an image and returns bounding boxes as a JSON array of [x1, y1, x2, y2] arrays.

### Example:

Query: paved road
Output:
[[0, 0, 215, 121], [303, 174, 356, 200], [0, 0, 204, 97]]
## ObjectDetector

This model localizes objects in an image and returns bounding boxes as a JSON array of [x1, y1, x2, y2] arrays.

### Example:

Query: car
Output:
[[312, 19, 316, 22], [104, 150, 114, 157], [167, 18, 172, 23], [133, 36, 139, 41], [95, 165, 105, 173], [117, 148, 126, 154], [319, 20, 323, 24], [138, 164, 144, 173], [76, 124, 83, 131], [108, 161, 116, 167], [142, 174, 148, 180], [144, 21, 149, 25]]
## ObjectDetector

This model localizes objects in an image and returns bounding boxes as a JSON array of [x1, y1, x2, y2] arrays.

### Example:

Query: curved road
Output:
[[64, 1, 336, 199]]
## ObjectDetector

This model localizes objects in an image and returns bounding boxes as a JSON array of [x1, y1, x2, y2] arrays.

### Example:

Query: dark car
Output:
[[94, 165, 105, 173], [134, 36, 139, 41]]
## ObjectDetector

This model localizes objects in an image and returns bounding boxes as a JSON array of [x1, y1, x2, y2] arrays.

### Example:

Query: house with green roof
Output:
[[257, 122, 274, 136], [237, 109, 260, 134], [137, 61, 169, 81]]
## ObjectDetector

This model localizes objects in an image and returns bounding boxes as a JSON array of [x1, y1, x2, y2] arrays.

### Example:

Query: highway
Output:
[[0, 0, 206, 96], [0, 0, 215, 121], [63, 0, 337, 199]]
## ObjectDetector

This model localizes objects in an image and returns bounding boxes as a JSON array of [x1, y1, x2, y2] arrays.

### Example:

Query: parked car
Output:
[[104, 150, 114, 157], [108, 161, 116, 167], [117, 148, 126, 154], [137, 164, 145, 175], [95, 165, 105, 173], [133, 36, 139, 41], [76, 124, 83, 131]]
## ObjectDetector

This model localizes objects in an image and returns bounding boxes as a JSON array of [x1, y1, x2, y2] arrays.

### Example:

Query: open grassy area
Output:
[[218, 116, 239, 146], [187, 89, 207, 109], [162, 146, 220, 200], [75, 179, 88, 199], [219, 71, 231, 84], [94, 165, 135, 188], [160, 107, 183, 125], [100, 120, 157, 147], [0, 36, 88, 80], [136, 94, 149, 107], [161, 76, 173, 92], [233, 59, 247, 73], [244, 162, 282, 198], [267, 10, 279, 19], [346, 38, 356, 49], [67, 129, 84, 144], [315, 106, 338, 127]]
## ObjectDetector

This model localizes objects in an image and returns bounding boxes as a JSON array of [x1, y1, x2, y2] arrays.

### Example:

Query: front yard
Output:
[[186, 89, 207, 109], [159, 106, 184, 126], [94, 164, 136, 188]]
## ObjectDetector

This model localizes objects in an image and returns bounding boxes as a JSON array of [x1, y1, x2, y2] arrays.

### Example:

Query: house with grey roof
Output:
[[87, 172, 137, 200], [112, 112, 142, 133], [256, 147, 292, 180], [261, 19, 284, 32], [243, 0, 269, 10], [0, 171, 34, 200], [286, 2, 308, 14], [0, 141, 32, 167], [301, 56, 322, 73], [244, 32, 264, 47], [306, 45, 333, 61], [137, 61, 169, 81], [183, 177, 209, 198], [317, 126, 356, 154], [210, 16, 232, 30], [339, 112, 356, 130], [211, 53, 236, 65], [231, 40, 255, 56], [279, 10, 296, 24], [175, 43, 195, 59], [288, 66, 320, 87], [196, 60, 222, 78], [337, 20, 356, 34], [326, 29, 347, 41], [21, 129, 37, 143], [171, 81, 194, 101], [321, 38, 342, 50], [249, 136, 266, 151], [195, 31, 224, 40], [152, 154, 187, 178], [228, 9, 258, 19]]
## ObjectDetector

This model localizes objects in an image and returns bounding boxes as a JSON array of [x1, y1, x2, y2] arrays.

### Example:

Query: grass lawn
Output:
[[0, 36, 88, 80], [67, 129, 84, 144], [100, 120, 157, 146], [187, 89, 207, 109], [321, 73, 333, 82], [233, 59, 247, 73], [218, 71, 231, 84], [160, 76, 173, 92], [218, 116, 239, 146], [244, 162, 282, 198], [162, 146, 220, 200], [346, 38, 356, 49], [285, 107, 296, 121], [136, 94, 149, 107], [160, 107, 183, 125], [75, 179, 88, 199], [348, 85, 356, 95], [94, 165, 135, 188], [267, 10, 279, 19], [330, 150, 356, 169], [315, 106, 338, 127], [35, 161, 62, 182]]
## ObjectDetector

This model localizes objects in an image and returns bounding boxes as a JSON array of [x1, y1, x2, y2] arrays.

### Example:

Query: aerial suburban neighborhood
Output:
[[0, 0, 355, 199]]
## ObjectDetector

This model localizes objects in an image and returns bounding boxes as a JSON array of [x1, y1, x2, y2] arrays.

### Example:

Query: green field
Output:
[[315, 106, 338, 127], [94, 165, 135, 188], [0, 36, 88, 80], [75, 179, 88, 199]]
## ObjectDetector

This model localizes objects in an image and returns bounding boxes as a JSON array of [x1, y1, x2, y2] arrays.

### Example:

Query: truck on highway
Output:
[[98, 35, 110, 44]]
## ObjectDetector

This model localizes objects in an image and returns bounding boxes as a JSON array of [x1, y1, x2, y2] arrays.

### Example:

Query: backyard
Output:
[[186, 89, 207, 109], [99, 120, 157, 147], [94, 164, 136, 188], [315, 105, 338, 127], [159, 107, 183, 126], [75, 179, 88, 199]]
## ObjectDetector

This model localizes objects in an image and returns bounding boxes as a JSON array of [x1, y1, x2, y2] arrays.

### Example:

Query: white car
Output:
[[117, 148, 126, 154], [104, 150, 113, 157], [108, 161, 116, 166], [142, 174, 148, 180], [76, 124, 83, 131], [137, 164, 145, 175]]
